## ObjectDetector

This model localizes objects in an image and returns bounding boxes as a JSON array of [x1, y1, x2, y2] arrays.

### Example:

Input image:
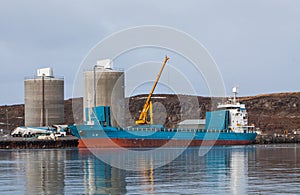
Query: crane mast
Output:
[[135, 56, 169, 125]]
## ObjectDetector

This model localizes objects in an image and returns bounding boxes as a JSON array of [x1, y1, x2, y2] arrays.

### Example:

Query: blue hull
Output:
[[70, 125, 257, 148]]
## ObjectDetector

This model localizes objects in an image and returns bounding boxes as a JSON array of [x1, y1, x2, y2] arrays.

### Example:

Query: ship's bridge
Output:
[[217, 102, 246, 110]]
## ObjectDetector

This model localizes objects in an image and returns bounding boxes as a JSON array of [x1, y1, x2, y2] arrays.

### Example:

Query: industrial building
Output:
[[24, 68, 64, 127], [83, 59, 125, 127]]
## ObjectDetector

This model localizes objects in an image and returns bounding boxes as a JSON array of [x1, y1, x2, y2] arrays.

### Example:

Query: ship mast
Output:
[[232, 87, 237, 104]]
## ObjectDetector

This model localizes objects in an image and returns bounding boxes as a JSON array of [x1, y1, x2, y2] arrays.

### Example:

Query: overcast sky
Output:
[[1, 0, 300, 105]]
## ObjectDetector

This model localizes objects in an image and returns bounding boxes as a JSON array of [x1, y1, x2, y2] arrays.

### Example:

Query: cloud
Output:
[[0, 0, 300, 104]]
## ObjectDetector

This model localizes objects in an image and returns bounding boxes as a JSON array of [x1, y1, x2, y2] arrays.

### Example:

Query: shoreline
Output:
[[0, 133, 299, 149], [254, 134, 300, 144]]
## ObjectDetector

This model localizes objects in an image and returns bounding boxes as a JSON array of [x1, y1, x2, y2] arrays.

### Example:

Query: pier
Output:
[[0, 135, 78, 149]]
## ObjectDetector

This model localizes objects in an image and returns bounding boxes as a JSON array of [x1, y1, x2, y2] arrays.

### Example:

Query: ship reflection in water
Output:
[[0, 145, 299, 194]]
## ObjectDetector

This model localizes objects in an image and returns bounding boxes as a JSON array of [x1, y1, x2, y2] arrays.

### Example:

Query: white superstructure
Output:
[[217, 87, 254, 133]]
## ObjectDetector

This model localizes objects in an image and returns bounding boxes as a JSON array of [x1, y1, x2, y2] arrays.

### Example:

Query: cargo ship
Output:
[[70, 88, 257, 148], [69, 56, 257, 148]]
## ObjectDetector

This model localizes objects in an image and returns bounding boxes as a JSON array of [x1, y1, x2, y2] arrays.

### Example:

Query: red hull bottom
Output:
[[78, 138, 252, 148]]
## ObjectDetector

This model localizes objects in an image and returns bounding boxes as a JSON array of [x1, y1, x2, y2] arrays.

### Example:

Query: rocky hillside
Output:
[[0, 104, 24, 131], [240, 92, 300, 133], [127, 93, 300, 134], [1, 92, 300, 134]]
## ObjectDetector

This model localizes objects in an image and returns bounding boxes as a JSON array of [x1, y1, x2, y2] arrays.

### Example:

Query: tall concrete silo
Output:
[[84, 59, 125, 127], [25, 68, 64, 126]]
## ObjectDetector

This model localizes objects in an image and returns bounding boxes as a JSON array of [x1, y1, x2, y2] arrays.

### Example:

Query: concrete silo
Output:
[[84, 59, 125, 127], [24, 68, 64, 126]]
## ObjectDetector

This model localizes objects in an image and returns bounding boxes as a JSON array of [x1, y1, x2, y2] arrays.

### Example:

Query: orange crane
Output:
[[136, 56, 169, 125]]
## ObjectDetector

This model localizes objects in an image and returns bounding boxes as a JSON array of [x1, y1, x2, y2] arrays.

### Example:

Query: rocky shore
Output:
[[254, 134, 300, 144]]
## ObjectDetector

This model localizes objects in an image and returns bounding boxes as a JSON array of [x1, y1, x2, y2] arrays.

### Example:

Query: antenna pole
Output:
[[42, 74, 46, 126]]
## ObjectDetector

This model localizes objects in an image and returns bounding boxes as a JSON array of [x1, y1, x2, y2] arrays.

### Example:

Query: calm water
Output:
[[0, 145, 299, 195]]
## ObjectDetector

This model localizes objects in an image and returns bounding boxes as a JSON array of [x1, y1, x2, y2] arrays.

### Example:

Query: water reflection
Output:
[[136, 146, 254, 194], [0, 145, 299, 194], [0, 149, 127, 194], [25, 150, 66, 195], [98, 146, 255, 194], [230, 148, 248, 195], [79, 150, 126, 195]]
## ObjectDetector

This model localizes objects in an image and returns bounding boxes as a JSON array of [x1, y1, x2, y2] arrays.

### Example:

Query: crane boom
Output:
[[136, 56, 169, 125]]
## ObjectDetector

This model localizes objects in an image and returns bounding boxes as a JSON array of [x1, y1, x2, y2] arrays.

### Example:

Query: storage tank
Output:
[[84, 59, 125, 127], [24, 68, 64, 126]]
